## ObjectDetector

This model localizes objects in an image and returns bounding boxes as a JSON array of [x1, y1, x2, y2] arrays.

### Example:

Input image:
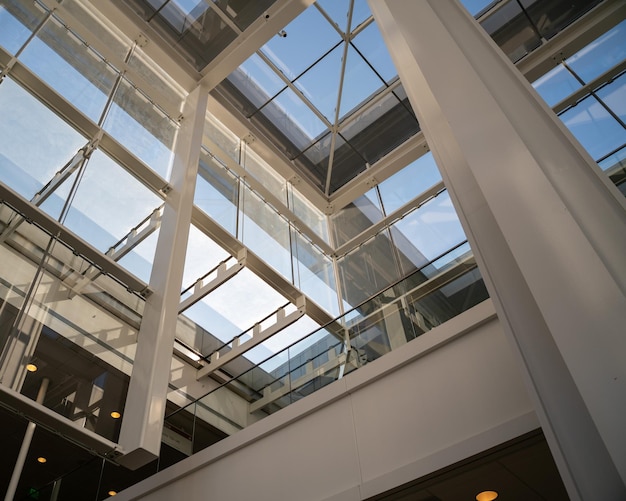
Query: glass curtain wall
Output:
[[0, 0, 183, 443]]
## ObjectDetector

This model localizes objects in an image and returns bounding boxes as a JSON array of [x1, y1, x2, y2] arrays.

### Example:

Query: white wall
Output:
[[115, 300, 538, 501]]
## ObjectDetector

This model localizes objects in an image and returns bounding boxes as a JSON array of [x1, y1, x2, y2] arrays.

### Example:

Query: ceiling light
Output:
[[110, 411, 121, 419], [37, 457, 47, 464], [26, 363, 38, 372], [476, 491, 498, 501], [108, 490, 117, 496]]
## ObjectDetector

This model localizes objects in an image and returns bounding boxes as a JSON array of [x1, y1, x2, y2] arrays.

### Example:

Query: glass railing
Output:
[[162, 241, 488, 455], [0, 198, 144, 444], [22, 242, 488, 500]]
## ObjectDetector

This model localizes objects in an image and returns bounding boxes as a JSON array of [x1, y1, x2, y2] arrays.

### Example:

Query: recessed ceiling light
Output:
[[110, 411, 121, 419], [108, 491, 117, 496], [476, 491, 498, 501], [26, 363, 38, 372], [37, 457, 47, 464]]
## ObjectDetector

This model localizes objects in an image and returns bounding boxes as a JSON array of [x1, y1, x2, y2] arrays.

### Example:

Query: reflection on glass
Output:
[[331, 190, 383, 246], [566, 20, 626, 84], [212, 0, 277, 31], [128, 49, 186, 109], [337, 228, 399, 308], [0, 0, 46, 54], [241, 147, 287, 204], [195, 150, 239, 235], [292, 229, 340, 317], [378, 151, 442, 215], [240, 184, 292, 281], [260, 87, 328, 151], [204, 115, 240, 163], [390, 191, 466, 276], [560, 95, 626, 161], [0, 77, 87, 199], [480, 0, 541, 62], [60, 150, 162, 251], [0, 202, 144, 444], [227, 53, 286, 111], [20, 16, 117, 123], [104, 77, 178, 179], [288, 185, 330, 244]]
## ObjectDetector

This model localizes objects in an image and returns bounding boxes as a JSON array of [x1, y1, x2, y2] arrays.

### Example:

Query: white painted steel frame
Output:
[[370, 0, 626, 498]]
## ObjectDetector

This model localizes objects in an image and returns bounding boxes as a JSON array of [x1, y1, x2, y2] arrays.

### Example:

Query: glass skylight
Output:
[[221, 0, 417, 197]]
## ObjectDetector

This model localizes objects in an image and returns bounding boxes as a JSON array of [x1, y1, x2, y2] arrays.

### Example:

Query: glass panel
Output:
[[595, 73, 626, 125], [331, 190, 383, 246], [292, 229, 340, 317], [196, 149, 239, 235], [260, 87, 328, 151], [261, 5, 341, 81], [61, 0, 131, 62], [0, 203, 144, 443], [599, 146, 626, 195], [204, 114, 240, 164], [58, 150, 162, 251], [378, 151, 443, 215], [339, 44, 385, 119], [127, 49, 186, 108], [293, 44, 342, 122], [289, 186, 330, 244], [328, 133, 368, 193], [0, 0, 46, 55], [292, 131, 332, 192], [103, 77, 178, 179], [566, 19, 626, 83], [240, 184, 292, 281], [117, 228, 160, 284], [532, 63, 582, 107], [390, 191, 467, 276], [316, 0, 350, 32], [227, 52, 286, 111], [351, 21, 397, 83], [480, 0, 541, 63], [212, 0, 277, 31], [337, 228, 399, 308], [19, 16, 118, 123], [520, 0, 601, 40], [241, 147, 287, 204], [0, 77, 87, 199], [340, 90, 419, 167], [559, 95, 626, 161]]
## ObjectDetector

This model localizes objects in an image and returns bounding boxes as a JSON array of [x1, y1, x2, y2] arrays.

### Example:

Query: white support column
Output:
[[369, 1, 626, 499], [118, 84, 209, 469]]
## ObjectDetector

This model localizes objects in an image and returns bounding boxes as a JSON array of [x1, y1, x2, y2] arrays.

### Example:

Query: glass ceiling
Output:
[[216, 0, 419, 196]]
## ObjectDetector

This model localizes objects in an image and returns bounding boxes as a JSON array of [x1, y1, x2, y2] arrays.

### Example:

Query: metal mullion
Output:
[[336, 78, 402, 132], [254, 50, 334, 130], [205, 0, 242, 34]]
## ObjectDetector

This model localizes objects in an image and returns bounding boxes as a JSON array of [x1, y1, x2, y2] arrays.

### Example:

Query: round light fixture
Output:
[[108, 491, 117, 496], [26, 363, 38, 372], [37, 457, 47, 464], [110, 411, 121, 419], [476, 491, 498, 501]]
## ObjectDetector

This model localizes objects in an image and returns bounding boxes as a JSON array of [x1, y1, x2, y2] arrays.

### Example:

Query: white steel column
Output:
[[118, 84, 209, 469], [369, 1, 626, 499]]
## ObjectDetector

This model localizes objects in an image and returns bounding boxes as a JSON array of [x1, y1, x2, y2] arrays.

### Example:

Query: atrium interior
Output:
[[0, 0, 625, 499]]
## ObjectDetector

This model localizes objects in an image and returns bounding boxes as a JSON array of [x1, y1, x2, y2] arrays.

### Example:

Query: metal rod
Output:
[[4, 377, 50, 501]]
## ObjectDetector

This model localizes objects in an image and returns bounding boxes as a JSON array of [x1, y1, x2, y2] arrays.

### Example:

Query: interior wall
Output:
[[115, 300, 538, 501]]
